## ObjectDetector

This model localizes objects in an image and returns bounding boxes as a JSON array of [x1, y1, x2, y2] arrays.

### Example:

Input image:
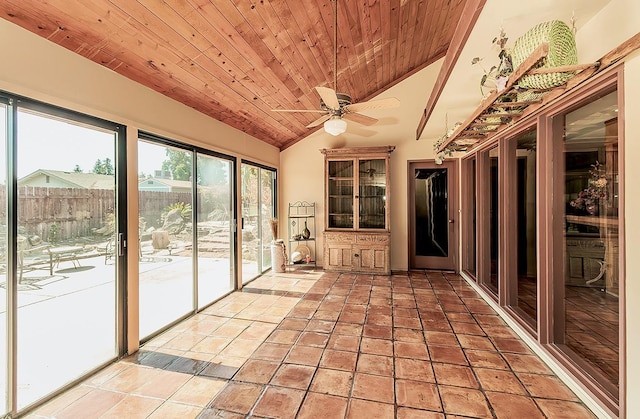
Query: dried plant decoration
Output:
[[270, 218, 279, 241]]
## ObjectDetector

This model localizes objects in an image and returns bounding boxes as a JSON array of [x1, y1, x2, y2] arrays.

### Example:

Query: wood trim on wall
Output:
[[537, 114, 552, 345], [550, 113, 566, 345], [615, 65, 626, 419]]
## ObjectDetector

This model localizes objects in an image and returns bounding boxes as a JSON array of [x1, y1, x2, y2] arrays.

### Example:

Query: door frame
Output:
[[407, 159, 459, 271]]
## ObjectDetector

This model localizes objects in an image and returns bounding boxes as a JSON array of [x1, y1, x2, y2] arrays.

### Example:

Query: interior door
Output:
[[409, 160, 458, 270]]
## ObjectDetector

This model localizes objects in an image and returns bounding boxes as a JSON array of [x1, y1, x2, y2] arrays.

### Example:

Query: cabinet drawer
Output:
[[324, 232, 356, 244], [355, 233, 390, 245]]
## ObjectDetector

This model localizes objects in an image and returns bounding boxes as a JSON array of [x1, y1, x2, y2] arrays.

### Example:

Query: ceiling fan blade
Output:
[[315, 86, 340, 109], [343, 112, 378, 126], [271, 108, 327, 113], [306, 114, 331, 128], [345, 97, 400, 113]]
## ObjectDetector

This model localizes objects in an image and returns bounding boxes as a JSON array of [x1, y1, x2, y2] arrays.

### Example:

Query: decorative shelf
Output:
[[288, 201, 316, 266], [435, 33, 640, 154]]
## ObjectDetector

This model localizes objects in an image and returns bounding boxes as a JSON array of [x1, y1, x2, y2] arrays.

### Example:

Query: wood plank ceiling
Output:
[[1, 0, 467, 150]]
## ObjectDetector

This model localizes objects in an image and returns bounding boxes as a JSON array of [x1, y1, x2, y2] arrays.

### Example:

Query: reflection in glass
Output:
[[359, 159, 386, 229], [467, 158, 477, 276], [488, 148, 499, 295], [0, 104, 7, 414], [197, 154, 234, 308], [561, 91, 618, 391], [515, 130, 537, 325], [241, 164, 276, 283], [16, 109, 118, 408], [138, 140, 193, 339], [414, 168, 448, 257], [328, 160, 353, 228], [241, 164, 259, 282], [261, 169, 275, 270]]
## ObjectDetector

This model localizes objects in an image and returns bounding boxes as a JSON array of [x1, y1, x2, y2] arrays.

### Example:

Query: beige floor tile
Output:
[[54, 389, 126, 419], [27, 385, 93, 417], [190, 336, 233, 354], [146, 400, 203, 419], [100, 364, 163, 394], [163, 332, 206, 351], [134, 369, 191, 399], [169, 376, 227, 406], [100, 394, 164, 419]]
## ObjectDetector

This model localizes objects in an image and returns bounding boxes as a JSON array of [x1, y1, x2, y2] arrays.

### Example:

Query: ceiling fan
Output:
[[271, 0, 400, 136]]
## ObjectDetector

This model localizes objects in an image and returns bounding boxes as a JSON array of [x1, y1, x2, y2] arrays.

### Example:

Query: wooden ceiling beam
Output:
[[415, 0, 486, 140]]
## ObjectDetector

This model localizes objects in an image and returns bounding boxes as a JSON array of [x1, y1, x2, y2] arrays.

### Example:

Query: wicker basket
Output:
[[512, 20, 577, 90]]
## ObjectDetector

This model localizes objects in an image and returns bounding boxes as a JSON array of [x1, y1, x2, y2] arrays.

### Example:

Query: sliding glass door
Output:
[[138, 134, 236, 339], [137, 140, 194, 339], [460, 73, 622, 411], [9, 103, 122, 411], [554, 89, 620, 399], [241, 163, 276, 284], [0, 101, 8, 415], [196, 153, 234, 308]]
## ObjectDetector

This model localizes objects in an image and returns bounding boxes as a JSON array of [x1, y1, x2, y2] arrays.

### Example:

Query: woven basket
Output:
[[512, 20, 577, 90]]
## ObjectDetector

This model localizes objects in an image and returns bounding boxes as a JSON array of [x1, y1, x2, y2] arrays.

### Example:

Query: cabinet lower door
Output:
[[326, 244, 353, 270], [357, 247, 388, 273]]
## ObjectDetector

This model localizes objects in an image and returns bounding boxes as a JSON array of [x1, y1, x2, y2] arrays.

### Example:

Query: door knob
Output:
[[448, 219, 454, 223]]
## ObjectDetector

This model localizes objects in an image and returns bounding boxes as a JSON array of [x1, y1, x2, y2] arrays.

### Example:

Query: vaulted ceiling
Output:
[[0, 0, 469, 150]]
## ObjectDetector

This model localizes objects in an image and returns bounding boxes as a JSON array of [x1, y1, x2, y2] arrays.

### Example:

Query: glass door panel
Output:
[[515, 130, 537, 326], [488, 148, 499, 295], [559, 91, 619, 392], [241, 164, 260, 283], [328, 160, 353, 228], [463, 157, 477, 277], [241, 163, 276, 283], [409, 161, 457, 270], [16, 109, 118, 409], [196, 154, 234, 308], [138, 140, 193, 339], [0, 103, 7, 414], [358, 159, 386, 229], [260, 169, 275, 270]]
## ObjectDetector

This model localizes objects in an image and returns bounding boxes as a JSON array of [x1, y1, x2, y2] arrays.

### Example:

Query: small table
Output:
[[48, 246, 84, 273]]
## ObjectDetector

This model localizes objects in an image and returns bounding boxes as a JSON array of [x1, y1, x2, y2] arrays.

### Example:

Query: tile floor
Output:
[[27, 270, 598, 418]]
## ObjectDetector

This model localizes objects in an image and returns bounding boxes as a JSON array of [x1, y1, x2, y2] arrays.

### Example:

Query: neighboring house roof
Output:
[[138, 177, 192, 191], [18, 169, 115, 189]]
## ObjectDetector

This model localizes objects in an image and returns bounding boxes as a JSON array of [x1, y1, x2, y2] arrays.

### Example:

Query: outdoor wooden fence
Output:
[[0, 186, 192, 243]]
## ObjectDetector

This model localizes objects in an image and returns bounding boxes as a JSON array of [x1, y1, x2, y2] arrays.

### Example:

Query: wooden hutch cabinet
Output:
[[321, 146, 394, 274]]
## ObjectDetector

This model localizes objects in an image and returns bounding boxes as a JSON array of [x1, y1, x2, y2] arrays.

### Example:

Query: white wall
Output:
[[280, 60, 443, 271]]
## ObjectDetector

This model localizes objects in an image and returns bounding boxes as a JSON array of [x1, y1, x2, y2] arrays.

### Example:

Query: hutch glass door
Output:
[[328, 160, 354, 228], [358, 159, 386, 229]]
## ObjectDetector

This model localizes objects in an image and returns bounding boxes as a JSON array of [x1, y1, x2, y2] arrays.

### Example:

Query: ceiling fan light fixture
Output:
[[324, 117, 347, 136]]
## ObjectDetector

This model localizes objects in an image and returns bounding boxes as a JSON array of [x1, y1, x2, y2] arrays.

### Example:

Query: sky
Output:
[[0, 108, 168, 182]]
